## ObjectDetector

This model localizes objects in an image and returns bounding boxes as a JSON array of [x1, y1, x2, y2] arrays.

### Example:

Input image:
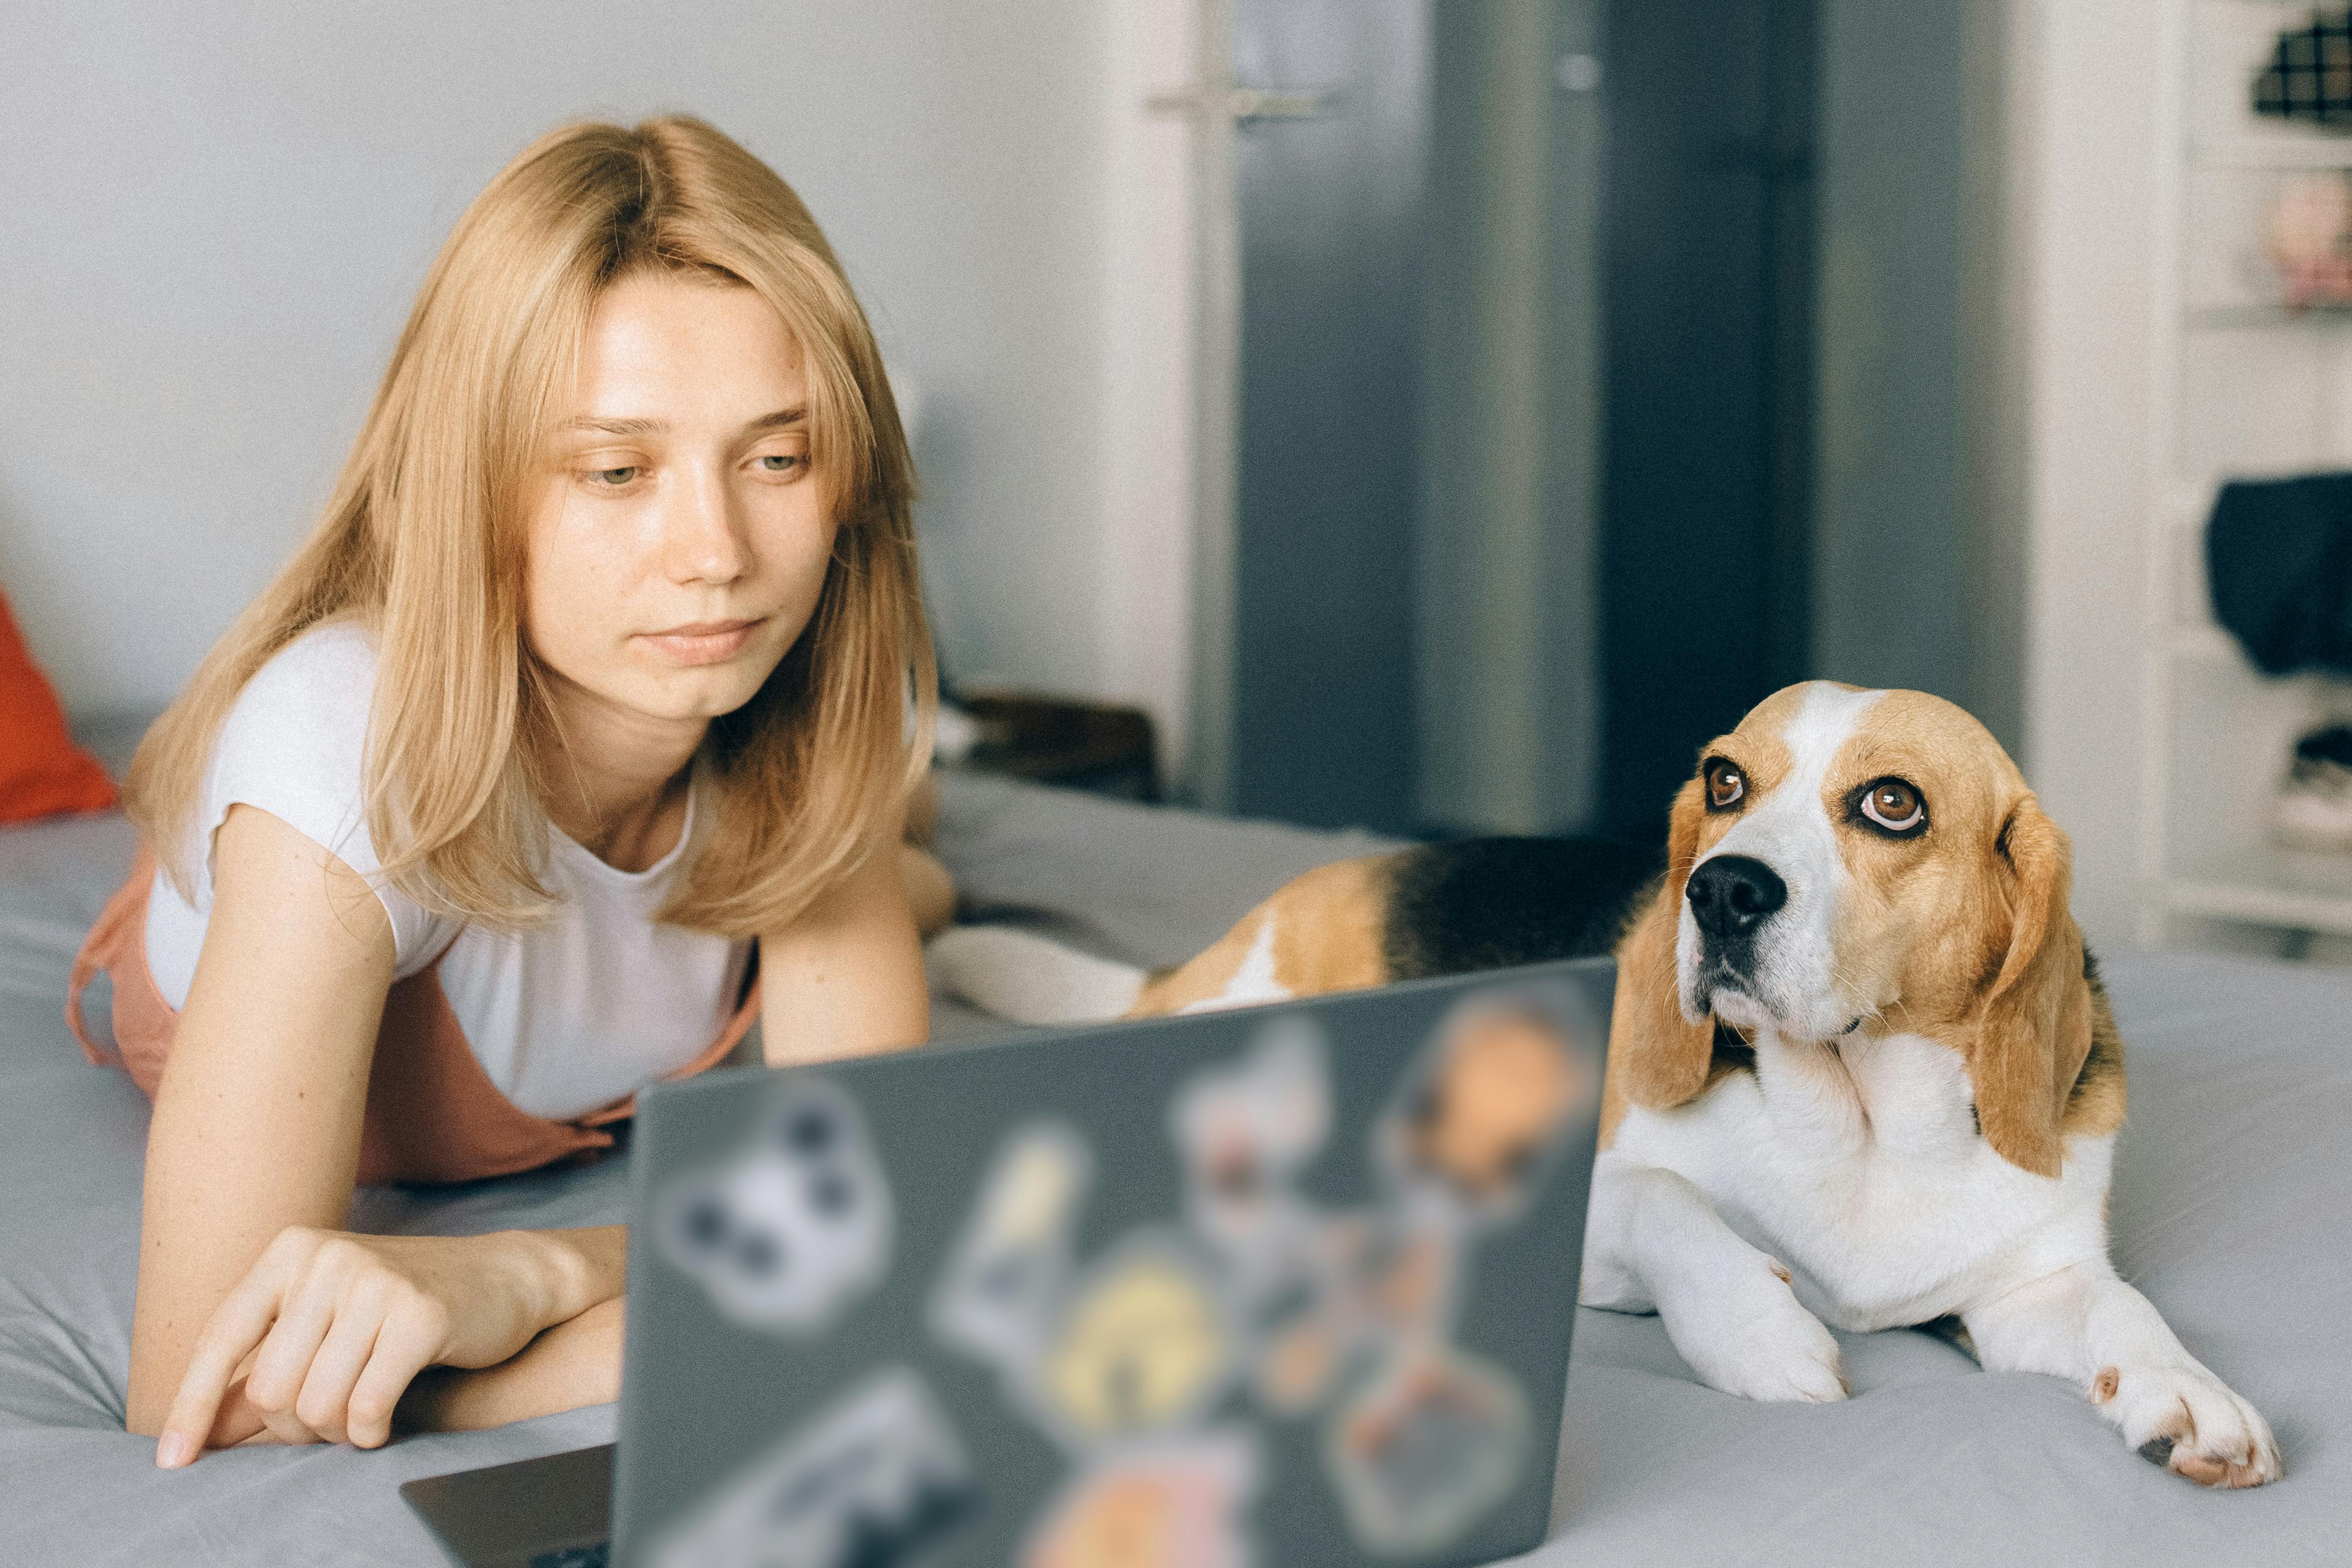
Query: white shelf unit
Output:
[[2145, 0, 2352, 947]]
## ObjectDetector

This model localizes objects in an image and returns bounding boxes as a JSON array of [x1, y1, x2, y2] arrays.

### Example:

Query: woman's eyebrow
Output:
[[560, 415, 663, 436], [554, 407, 806, 438]]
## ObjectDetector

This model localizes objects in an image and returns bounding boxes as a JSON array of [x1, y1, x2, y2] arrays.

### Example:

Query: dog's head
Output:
[[1611, 681, 2094, 1176]]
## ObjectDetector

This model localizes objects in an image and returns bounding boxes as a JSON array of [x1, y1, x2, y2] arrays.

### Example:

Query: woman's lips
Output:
[[636, 617, 765, 666]]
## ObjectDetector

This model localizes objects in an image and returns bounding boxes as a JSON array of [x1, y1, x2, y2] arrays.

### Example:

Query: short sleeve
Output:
[[195, 621, 453, 976]]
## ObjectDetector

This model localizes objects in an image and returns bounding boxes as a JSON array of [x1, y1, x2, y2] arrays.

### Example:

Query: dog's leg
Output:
[[1580, 1150, 1847, 1403], [1964, 1261, 2281, 1487]]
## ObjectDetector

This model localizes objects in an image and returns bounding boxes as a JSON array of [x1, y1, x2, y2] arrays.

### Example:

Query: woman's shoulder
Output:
[[207, 619, 384, 865], [217, 619, 378, 758], [231, 618, 381, 716]]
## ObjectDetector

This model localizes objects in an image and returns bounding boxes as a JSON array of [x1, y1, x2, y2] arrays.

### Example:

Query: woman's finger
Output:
[[291, 1308, 384, 1445], [241, 1274, 342, 1421], [344, 1305, 444, 1450], [202, 1377, 272, 1452], [251, 1395, 323, 1449], [156, 1263, 294, 1467], [242, 1324, 326, 1449]]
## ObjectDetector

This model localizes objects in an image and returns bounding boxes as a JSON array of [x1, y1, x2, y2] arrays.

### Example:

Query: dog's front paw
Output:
[[1662, 1253, 1848, 1404], [2091, 1361, 2282, 1488]]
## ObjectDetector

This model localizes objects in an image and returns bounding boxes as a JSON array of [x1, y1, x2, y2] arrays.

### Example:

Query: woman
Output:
[[64, 115, 952, 1466]]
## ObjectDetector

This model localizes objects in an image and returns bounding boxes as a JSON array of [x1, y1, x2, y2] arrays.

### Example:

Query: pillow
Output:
[[0, 588, 117, 822]]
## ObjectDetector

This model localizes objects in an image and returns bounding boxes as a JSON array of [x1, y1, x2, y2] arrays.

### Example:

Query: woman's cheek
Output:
[[526, 506, 634, 681]]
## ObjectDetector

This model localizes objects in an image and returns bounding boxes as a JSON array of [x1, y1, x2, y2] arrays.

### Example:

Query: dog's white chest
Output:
[[1614, 1031, 2109, 1330]]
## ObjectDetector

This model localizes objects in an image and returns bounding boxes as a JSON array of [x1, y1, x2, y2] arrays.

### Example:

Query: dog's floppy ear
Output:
[[1969, 793, 2093, 1178], [1609, 777, 1717, 1110]]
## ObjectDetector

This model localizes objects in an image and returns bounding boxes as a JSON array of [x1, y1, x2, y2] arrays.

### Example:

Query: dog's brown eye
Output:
[[1705, 760, 1746, 810], [1860, 779, 1925, 833]]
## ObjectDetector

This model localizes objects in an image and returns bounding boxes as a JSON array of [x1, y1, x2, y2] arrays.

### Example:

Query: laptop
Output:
[[402, 957, 1611, 1568]]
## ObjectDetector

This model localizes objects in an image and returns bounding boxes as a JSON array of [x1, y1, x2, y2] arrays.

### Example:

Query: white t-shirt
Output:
[[144, 622, 754, 1122]]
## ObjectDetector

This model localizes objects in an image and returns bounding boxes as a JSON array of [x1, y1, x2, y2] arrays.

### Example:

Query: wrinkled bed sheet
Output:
[[2, 715, 2346, 1565]]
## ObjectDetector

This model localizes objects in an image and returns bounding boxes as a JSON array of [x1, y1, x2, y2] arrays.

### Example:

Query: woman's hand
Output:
[[156, 1224, 611, 1464], [396, 1295, 626, 1437]]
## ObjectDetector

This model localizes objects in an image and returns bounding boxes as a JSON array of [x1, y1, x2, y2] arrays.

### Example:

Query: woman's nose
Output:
[[661, 466, 746, 585]]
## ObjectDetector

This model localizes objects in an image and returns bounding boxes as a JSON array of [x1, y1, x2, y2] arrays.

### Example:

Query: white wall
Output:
[[0, 0, 1196, 770], [1098, 1, 1200, 777], [2004, 0, 2162, 952]]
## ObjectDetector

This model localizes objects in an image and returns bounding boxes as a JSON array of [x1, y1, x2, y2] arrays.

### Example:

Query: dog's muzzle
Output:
[[1686, 854, 1787, 997]]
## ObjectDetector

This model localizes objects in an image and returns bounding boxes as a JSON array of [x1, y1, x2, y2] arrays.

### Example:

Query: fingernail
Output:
[[155, 1432, 193, 1469]]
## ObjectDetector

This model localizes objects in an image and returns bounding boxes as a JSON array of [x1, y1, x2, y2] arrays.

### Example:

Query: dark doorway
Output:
[[1213, 0, 1817, 843], [1595, 0, 1819, 842], [1226, 0, 1429, 835]]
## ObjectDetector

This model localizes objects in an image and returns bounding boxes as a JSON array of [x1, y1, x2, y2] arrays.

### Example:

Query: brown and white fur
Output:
[[929, 681, 2281, 1486]]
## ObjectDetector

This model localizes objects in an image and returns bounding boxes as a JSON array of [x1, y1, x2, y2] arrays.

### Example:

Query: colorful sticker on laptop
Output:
[[930, 1120, 1092, 1373], [1023, 1428, 1261, 1568], [1250, 1210, 1467, 1413], [1170, 1018, 1334, 1316], [655, 1076, 895, 1337], [647, 1365, 975, 1568], [1323, 1347, 1530, 1556], [1037, 1236, 1237, 1448], [1380, 987, 1598, 1228]]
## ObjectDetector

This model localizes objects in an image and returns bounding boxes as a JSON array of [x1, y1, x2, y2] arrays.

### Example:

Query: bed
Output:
[[3, 713, 2346, 1565]]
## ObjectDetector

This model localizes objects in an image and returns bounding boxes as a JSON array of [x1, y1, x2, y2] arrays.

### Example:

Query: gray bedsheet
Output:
[[2, 717, 2345, 1565]]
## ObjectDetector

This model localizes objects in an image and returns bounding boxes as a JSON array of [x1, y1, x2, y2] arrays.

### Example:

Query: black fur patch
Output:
[[2068, 943, 2124, 1115], [1379, 837, 1663, 982], [1710, 1019, 1756, 1081]]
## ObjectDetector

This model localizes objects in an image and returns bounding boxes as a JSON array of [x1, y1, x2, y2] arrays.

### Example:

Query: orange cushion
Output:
[[0, 588, 118, 822]]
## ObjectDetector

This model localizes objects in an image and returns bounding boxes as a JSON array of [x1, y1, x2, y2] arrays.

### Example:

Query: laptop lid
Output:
[[612, 957, 1612, 1567]]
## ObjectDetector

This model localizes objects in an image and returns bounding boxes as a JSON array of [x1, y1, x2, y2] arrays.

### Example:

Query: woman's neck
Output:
[[534, 671, 709, 873]]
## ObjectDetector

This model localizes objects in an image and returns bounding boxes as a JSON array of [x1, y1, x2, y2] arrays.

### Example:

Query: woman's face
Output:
[[523, 271, 837, 730]]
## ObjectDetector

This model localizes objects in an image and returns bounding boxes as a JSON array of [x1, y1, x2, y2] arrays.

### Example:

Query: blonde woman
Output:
[[64, 117, 954, 1466]]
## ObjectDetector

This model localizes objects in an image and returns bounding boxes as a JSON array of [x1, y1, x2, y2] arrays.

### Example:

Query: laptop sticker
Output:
[[1250, 1214, 1463, 1416], [1323, 1347, 1530, 1558], [1171, 1019, 1334, 1317], [1039, 1238, 1237, 1447], [930, 1121, 1092, 1371], [1022, 1430, 1261, 1568], [1380, 990, 1597, 1230], [647, 1366, 975, 1568], [656, 1077, 895, 1336]]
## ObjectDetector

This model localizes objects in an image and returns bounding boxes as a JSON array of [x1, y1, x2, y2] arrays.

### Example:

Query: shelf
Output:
[[2152, 0, 2352, 957]]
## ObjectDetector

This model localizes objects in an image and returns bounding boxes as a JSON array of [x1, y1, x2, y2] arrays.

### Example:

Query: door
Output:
[[1596, 0, 1818, 842], [1223, 0, 1430, 834]]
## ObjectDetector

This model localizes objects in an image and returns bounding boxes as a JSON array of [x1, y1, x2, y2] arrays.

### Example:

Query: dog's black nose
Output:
[[1687, 855, 1787, 938]]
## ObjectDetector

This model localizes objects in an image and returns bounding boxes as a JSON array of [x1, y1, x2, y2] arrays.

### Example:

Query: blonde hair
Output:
[[127, 115, 934, 937]]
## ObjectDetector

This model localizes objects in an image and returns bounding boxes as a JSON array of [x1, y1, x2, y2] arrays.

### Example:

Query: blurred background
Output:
[[9, 0, 2352, 963]]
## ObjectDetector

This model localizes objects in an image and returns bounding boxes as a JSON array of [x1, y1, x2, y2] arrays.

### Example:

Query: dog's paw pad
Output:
[[2091, 1366, 2119, 1404]]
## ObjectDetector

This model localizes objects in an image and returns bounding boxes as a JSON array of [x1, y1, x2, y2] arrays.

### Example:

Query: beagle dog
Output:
[[929, 681, 2281, 1486]]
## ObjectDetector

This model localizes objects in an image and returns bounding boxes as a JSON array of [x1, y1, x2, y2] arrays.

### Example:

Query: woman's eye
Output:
[[1860, 779, 1925, 833], [1705, 760, 1745, 810], [757, 453, 804, 474], [586, 466, 638, 487]]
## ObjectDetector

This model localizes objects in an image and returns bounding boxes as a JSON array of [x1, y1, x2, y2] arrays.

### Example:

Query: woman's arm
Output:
[[760, 837, 930, 1067], [130, 803, 394, 1437], [394, 832, 938, 1431], [133, 806, 618, 1459]]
